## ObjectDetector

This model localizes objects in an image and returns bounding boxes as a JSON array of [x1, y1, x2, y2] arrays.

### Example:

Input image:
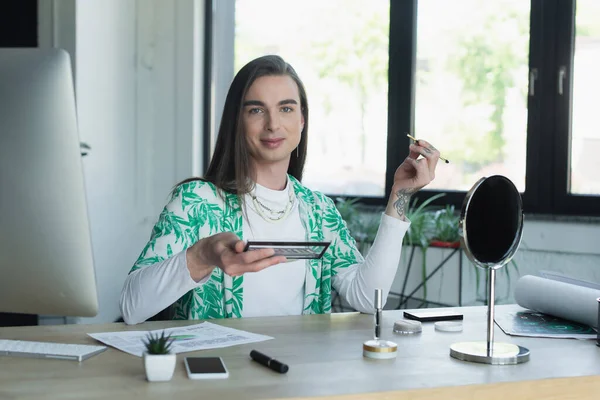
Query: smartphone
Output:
[[244, 241, 331, 260], [403, 309, 464, 322], [184, 357, 229, 380]]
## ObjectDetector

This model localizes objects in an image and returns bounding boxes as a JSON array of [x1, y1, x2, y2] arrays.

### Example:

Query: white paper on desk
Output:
[[88, 322, 273, 357], [514, 275, 600, 329]]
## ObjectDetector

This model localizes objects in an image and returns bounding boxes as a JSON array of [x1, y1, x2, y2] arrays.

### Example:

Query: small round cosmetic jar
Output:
[[363, 339, 398, 359], [393, 319, 422, 335], [434, 321, 463, 332]]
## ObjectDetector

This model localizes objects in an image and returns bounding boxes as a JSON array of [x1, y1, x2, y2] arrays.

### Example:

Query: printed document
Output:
[[495, 308, 597, 339], [88, 322, 273, 357], [514, 274, 600, 329]]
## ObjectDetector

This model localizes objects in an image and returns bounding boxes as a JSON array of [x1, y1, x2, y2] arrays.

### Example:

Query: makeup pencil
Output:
[[406, 133, 450, 164]]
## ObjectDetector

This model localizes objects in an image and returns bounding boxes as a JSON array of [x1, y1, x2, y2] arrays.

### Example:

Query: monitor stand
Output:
[[0, 312, 38, 327]]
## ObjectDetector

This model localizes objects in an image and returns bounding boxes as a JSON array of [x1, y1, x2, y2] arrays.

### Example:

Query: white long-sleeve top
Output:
[[120, 181, 409, 324]]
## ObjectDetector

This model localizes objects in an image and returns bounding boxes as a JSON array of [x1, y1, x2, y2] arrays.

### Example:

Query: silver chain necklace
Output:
[[250, 187, 295, 223]]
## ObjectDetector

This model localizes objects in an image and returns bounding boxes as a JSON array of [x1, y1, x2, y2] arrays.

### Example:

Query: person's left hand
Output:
[[385, 138, 440, 220], [392, 138, 440, 195]]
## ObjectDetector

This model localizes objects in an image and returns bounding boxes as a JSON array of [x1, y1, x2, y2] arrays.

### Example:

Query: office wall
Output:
[[498, 219, 600, 303], [79, 0, 203, 324], [74, 0, 143, 325], [38, 0, 203, 324]]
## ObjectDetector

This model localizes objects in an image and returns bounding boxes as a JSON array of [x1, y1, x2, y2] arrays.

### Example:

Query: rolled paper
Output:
[[514, 275, 600, 328]]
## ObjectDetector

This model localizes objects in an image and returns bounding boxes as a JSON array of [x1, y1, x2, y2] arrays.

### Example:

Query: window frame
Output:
[[205, 0, 600, 217], [552, 0, 600, 215]]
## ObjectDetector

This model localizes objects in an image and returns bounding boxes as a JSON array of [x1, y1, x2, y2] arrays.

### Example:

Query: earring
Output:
[[296, 146, 299, 158]]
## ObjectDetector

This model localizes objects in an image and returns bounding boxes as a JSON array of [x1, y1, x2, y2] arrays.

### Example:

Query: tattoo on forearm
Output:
[[393, 188, 416, 218]]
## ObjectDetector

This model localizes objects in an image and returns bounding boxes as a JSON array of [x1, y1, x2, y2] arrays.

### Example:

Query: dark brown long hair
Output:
[[180, 55, 309, 196]]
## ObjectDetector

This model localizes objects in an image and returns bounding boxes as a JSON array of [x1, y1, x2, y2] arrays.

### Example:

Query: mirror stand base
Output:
[[449, 341, 530, 365]]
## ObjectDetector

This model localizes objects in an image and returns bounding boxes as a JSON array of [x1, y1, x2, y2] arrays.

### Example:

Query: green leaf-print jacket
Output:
[[130, 175, 364, 320]]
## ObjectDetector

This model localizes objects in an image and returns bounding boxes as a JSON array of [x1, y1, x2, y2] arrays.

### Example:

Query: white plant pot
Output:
[[143, 353, 177, 382]]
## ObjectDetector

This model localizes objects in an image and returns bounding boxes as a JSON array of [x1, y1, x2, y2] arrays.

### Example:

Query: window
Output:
[[206, 0, 600, 216], [234, 0, 390, 198], [569, 0, 600, 196], [414, 1, 530, 193], [535, 0, 600, 215]]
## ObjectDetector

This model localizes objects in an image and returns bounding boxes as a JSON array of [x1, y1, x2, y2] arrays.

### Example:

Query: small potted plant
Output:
[[430, 205, 460, 248], [335, 197, 384, 255], [142, 331, 176, 382]]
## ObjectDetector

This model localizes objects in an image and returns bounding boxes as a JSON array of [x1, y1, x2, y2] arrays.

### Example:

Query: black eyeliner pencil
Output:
[[406, 133, 450, 164]]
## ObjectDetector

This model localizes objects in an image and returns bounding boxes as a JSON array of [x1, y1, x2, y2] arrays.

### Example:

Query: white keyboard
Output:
[[0, 339, 107, 362]]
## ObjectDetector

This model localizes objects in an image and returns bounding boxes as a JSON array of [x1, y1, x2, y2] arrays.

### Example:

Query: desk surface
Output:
[[0, 305, 599, 400]]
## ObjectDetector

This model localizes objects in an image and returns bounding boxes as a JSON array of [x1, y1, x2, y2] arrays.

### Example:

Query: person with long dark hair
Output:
[[120, 55, 440, 324]]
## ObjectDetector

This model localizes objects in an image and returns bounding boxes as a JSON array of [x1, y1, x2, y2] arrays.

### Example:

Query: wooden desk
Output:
[[0, 305, 599, 400]]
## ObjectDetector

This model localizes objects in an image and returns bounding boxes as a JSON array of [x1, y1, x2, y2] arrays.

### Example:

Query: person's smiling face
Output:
[[242, 75, 304, 170]]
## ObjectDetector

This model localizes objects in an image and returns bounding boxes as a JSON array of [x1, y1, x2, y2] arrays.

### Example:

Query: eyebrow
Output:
[[242, 99, 299, 107]]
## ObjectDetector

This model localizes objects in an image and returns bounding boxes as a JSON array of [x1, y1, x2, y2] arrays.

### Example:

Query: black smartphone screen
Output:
[[403, 310, 464, 322], [186, 357, 227, 374]]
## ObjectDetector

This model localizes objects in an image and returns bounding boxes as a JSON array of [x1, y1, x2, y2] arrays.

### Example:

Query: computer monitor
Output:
[[0, 48, 99, 317]]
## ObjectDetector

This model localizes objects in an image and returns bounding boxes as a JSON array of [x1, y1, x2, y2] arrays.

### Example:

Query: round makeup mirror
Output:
[[450, 175, 530, 365]]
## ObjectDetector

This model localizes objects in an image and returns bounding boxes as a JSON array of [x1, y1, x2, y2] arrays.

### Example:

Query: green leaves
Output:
[[143, 331, 173, 355], [201, 279, 224, 318], [334, 197, 382, 249], [173, 292, 192, 320], [181, 190, 205, 209], [431, 205, 460, 243], [133, 175, 367, 320], [404, 193, 447, 248], [152, 211, 190, 244], [135, 255, 163, 267], [188, 201, 223, 233], [330, 245, 358, 275], [303, 297, 322, 314], [225, 276, 244, 318]]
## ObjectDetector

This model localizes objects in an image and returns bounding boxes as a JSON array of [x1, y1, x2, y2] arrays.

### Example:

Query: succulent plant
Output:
[[143, 331, 174, 355]]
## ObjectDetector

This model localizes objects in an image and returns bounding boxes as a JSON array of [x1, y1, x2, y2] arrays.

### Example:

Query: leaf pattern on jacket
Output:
[[130, 176, 363, 319]]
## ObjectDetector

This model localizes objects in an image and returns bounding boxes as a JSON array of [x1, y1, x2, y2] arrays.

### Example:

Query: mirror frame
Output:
[[450, 175, 530, 365], [459, 175, 524, 270]]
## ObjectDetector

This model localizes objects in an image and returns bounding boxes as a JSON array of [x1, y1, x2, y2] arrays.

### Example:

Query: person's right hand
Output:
[[185, 232, 287, 281]]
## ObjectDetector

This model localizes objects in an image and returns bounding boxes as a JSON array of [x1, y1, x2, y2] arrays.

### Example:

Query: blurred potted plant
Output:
[[143, 331, 176, 382], [471, 258, 521, 305], [336, 194, 467, 305], [335, 197, 383, 255], [430, 205, 460, 248], [401, 193, 446, 301], [402, 193, 445, 248], [337, 194, 520, 307]]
